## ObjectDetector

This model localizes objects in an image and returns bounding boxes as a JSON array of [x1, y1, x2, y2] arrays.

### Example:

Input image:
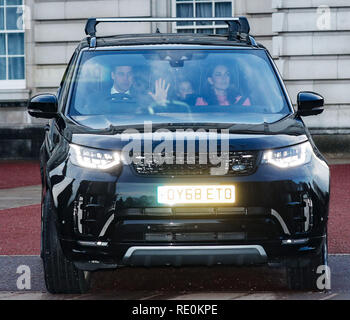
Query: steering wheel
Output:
[[147, 100, 192, 114], [105, 93, 136, 103]]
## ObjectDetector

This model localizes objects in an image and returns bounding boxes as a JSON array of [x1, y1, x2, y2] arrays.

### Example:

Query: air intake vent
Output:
[[132, 151, 259, 176]]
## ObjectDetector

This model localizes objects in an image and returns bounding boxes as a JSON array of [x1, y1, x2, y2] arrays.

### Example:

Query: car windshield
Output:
[[68, 48, 291, 129]]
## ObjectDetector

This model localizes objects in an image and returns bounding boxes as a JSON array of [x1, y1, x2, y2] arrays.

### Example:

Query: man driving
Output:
[[111, 65, 134, 95], [111, 65, 170, 105]]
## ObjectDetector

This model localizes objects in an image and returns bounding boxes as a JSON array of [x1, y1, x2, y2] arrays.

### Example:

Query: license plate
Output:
[[157, 185, 235, 205]]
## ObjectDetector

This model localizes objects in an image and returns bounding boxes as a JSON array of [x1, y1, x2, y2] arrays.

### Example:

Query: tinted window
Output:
[[68, 49, 290, 127]]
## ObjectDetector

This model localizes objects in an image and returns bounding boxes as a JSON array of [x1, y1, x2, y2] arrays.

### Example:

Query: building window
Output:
[[0, 0, 25, 89], [173, 0, 234, 34]]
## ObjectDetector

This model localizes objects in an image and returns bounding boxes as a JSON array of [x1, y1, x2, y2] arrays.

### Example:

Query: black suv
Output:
[[28, 17, 330, 294]]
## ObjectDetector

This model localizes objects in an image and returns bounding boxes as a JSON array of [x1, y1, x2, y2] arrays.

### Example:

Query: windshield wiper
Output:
[[227, 122, 270, 134], [108, 122, 233, 133]]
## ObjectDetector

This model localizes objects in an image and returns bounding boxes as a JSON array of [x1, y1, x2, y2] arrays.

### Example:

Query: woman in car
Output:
[[196, 64, 251, 107]]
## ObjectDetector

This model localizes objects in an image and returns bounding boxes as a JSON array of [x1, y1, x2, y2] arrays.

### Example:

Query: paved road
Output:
[[0, 255, 349, 300], [0, 185, 41, 210]]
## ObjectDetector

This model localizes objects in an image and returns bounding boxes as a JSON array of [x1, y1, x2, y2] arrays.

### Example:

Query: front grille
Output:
[[132, 151, 259, 176]]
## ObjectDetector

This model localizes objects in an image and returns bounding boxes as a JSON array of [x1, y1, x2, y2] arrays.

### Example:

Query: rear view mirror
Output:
[[297, 91, 324, 116], [28, 94, 58, 119]]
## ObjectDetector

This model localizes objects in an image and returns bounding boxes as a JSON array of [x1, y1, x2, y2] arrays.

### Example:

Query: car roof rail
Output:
[[84, 17, 254, 48]]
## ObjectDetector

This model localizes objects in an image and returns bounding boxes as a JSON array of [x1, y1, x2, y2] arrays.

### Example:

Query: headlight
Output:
[[262, 142, 312, 168], [70, 144, 121, 170]]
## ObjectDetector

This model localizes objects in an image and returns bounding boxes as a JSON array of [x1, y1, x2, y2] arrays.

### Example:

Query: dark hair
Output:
[[202, 60, 240, 91], [112, 65, 133, 72], [198, 62, 241, 105]]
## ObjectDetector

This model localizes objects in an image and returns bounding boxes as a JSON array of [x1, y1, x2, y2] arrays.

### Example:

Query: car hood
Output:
[[63, 115, 309, 151]]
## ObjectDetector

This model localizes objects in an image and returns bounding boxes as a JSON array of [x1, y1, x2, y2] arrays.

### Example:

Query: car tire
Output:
[[286, 236, 329, 291], [41, 192, 91, 294]]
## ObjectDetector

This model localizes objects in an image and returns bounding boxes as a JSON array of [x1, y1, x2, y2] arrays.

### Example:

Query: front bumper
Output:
[[63, 236, 326, 271], [47, 152, 330, 270]]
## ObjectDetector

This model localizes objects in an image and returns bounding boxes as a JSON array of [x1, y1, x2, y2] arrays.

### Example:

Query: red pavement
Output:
[[0, 204, 41, 255], [328, 164, 350, 254], [0, 161, 40, 189], [0, 162, 349, 255]]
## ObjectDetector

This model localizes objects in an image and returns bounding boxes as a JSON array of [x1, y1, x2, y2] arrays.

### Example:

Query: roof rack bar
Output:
[[84, 17, 252, 47], [85, 17, 246, 35], [226, 20, 240, 41], [96, 17, 239, 22]]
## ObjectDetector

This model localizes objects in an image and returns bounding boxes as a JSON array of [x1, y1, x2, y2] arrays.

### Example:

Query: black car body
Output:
[[28, 17, 330, 293]]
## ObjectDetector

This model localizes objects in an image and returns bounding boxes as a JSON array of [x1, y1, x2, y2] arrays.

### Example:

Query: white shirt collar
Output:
[[111, 87, 130, 95]]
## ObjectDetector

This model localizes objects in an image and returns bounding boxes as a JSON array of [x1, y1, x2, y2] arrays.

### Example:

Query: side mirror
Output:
[[28, 94, 58, 119], [297, 91, 324, 116]]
